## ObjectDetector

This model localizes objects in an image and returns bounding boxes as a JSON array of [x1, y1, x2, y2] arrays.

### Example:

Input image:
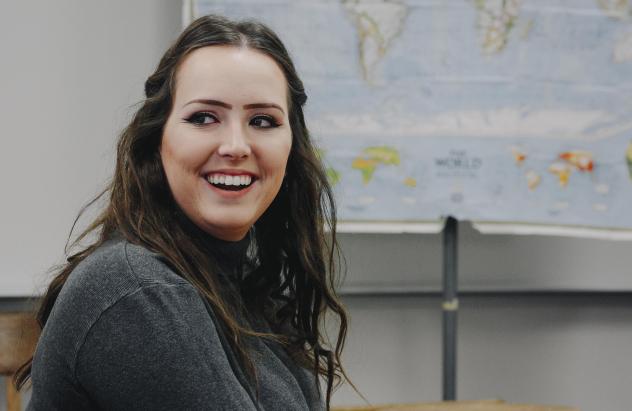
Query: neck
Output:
[[172, 206, 252, 280], [203, 230, 251, 281]]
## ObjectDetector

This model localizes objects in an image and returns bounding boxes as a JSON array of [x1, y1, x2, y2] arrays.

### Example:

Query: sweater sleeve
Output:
[[74, 283, 258, 411]]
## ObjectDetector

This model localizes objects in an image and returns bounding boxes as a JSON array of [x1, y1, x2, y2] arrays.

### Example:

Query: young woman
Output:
[[15, 14, 356, 410]]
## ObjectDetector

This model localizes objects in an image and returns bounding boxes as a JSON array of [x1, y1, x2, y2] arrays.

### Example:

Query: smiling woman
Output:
[[13, 15, 359, 411], [161, 46, 292, 241]]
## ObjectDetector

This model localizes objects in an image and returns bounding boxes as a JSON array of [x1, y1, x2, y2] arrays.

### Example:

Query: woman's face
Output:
[[160, 45, 292, 241]]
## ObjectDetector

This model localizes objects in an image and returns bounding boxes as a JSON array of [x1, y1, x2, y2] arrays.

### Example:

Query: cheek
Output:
[[255, 132, 291, 169], [159, 142, 188, 206], [160, 132, 208, 175], [268, 140, 292, 179]]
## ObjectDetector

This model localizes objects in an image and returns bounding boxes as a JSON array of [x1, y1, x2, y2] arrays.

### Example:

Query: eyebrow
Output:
[[183, 99, 285, 114]]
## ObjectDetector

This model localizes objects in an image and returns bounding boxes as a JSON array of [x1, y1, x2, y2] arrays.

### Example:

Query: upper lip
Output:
[[203, 169, 258, 178]]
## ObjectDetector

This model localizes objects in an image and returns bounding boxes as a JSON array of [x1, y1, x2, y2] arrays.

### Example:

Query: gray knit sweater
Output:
[[27, 235, 325, 410]]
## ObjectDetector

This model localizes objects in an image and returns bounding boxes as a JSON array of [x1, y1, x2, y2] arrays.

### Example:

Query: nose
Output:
[[217, 124, 251, 159]]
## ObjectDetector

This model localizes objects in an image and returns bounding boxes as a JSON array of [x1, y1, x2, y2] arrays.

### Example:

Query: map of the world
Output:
[[189, 0, 632, 237]]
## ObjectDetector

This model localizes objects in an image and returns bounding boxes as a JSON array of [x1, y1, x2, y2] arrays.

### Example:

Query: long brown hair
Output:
[[14, 14, 361, 408]]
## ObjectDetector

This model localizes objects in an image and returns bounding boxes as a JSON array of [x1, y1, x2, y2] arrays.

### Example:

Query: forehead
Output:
[[173, 45, 288, 107]]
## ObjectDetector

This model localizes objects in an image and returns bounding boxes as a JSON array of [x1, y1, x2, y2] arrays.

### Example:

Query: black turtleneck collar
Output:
[[202, 231, 252, 283], [172, 207, 252, 282]]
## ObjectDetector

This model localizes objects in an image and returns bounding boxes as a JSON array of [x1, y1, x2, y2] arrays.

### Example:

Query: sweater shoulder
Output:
[[62, 237, 192, 299], [36, 238, 194, 376], [30, 238, 215, 409]]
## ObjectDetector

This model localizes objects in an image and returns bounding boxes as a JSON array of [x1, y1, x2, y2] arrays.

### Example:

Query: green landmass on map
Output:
[[341, 0, 409, 83], [327, 168, 342, 186], [627, 141, 632, 180], [473, 0, 521, 54], [352, 146, 400, 184], [316, 148, 342, 186]]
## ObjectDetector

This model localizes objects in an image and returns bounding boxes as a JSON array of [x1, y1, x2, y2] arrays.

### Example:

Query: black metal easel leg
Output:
[[442, 216, 458, 401]]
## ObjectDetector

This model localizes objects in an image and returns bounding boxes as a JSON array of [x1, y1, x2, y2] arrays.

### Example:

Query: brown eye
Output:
[[186, 112, 217, 125], [250, 115, 279, 129]]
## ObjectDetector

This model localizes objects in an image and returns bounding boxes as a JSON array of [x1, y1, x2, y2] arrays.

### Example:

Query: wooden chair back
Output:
[[0, 312, 40, 411]]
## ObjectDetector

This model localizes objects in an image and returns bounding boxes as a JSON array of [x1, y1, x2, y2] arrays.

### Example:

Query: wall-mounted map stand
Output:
[[442, 216, 458, 401]]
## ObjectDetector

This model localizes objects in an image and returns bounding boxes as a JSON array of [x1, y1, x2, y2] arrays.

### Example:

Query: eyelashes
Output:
[[184, 112, 281, 129], [185, 112, 217, 125], [250, 115, 280, 128]]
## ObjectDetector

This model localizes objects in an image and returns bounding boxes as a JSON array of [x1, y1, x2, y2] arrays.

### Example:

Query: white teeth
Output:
[[206, 173, 253, 186]]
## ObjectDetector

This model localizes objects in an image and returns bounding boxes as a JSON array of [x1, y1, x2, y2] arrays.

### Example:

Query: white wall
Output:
[[1, 2, 632, 411], [338, 225, 632, 293], [331, 294, 632, 411], [0, 0, 182, 297], [0, 0, 181, 409], [331, 226, 632, 411]]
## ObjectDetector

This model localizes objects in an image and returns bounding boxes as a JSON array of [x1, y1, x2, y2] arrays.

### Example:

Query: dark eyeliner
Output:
[[251, 114, 280, 128], [184, 111, 217, 125]]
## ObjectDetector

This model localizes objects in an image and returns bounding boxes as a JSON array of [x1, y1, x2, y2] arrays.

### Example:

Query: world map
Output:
[[191, 0, 632, 236]]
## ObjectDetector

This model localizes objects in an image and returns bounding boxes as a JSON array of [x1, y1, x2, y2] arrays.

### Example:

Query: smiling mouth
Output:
[[211, 183, 249, 191], [205, 173, 256, 191]]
